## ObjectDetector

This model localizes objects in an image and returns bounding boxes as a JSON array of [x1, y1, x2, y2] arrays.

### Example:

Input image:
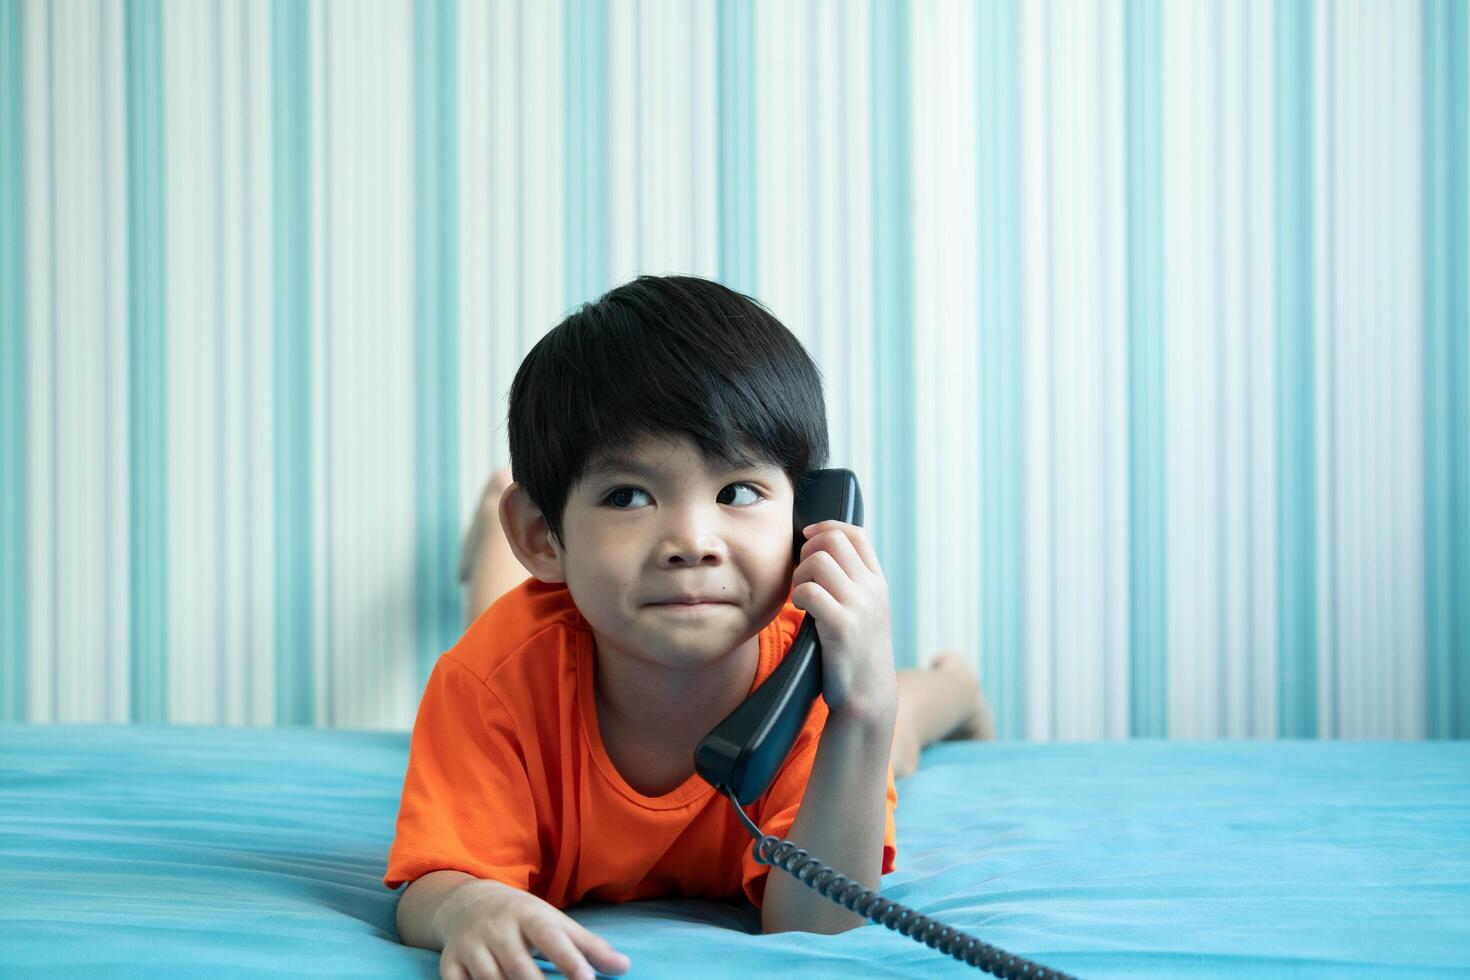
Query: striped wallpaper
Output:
[[1, 0, 1466, 739]]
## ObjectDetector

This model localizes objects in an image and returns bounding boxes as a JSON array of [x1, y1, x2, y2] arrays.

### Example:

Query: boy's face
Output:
[[554, 433, 796, 671]]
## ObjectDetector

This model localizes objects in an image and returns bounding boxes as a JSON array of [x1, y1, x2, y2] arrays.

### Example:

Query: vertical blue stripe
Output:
[[1124, 0, 1167, 737], [1422, 0, 1469, 740], [1041, 0, 1058, 735], [976, 0, 1026, 740], [414, 0, 463, 687], [0, 0, 26, 721], [125, 0, 168, 724], [1273, 0, 1318, 738], [869, 0, 917, 671], [271, 0, 314, 724], [716, 0, 756, 295], [47, 0, 56, 721], [564, 0, 609, 305]]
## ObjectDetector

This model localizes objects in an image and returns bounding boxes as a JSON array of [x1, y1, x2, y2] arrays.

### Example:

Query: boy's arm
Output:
[[762, 518, 898, 935], [760, 704, 896, 935], [396, 868, 475, 949]]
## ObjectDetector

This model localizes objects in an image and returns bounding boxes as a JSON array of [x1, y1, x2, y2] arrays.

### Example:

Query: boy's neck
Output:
[[592, 634, 762, 747]]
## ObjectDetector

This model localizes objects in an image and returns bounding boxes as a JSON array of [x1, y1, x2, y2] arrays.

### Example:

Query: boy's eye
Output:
[[604, 487, 652, 509], [601, 483, 763, 509], [717, 482, 763, 506]]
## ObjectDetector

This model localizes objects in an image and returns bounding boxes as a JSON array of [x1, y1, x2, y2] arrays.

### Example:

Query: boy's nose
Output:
[[660, 537, 727, 566], [657, 512, 728, 566]]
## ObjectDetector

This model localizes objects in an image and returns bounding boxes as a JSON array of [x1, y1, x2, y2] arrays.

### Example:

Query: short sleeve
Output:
[[383, 655, 542, 891], [738, 717, 899, 908]]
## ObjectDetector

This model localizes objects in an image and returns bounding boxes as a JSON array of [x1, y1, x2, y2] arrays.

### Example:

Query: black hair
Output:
[[506, 274, 830, 547]]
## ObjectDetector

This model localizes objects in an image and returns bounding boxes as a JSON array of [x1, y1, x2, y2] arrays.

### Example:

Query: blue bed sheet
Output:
[[2, 726, 1467, 978]]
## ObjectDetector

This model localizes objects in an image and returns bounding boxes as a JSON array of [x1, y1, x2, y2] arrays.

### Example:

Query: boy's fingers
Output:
[[438, 958, 473, 980], [801, 522, 880, 578], [791, 580, 842, 627], [452, 948, 502, 980], [522, 920, 598, 980], [568, 923, 632, 975], [799, 533, 862, 591], [487, 940, 544, 980]]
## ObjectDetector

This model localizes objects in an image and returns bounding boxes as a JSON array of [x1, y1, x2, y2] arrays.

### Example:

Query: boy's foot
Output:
[[932, 650, 996, 742], [458, 467, 513, 584], [890, 651, 996, 779]]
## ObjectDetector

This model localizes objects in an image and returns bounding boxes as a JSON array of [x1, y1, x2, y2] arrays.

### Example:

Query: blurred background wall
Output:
[[0, 0, 1466, 738]]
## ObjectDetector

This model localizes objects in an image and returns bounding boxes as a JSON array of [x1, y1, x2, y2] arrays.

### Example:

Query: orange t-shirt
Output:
[[384, 577, 898, 909]]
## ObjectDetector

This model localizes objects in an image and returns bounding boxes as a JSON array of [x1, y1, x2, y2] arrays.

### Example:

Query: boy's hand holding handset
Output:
[[792, 519, 897, 727]]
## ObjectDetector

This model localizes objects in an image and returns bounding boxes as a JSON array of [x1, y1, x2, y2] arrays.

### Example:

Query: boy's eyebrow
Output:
[[583, 452, 774, 480], [583, 455, 655, 479]]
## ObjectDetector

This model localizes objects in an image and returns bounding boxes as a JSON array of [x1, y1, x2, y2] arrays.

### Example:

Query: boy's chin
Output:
[[633, 619, 761, 665]]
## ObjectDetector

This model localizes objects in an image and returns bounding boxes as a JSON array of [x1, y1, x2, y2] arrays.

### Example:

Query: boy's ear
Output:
[[498, 483, 567, 584]]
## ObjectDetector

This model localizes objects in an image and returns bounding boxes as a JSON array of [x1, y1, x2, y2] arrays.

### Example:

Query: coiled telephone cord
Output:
[[723, 788, 1077, 980]]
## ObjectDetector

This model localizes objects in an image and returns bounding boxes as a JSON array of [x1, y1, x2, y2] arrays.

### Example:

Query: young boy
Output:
[[386, 275, 992, 980]]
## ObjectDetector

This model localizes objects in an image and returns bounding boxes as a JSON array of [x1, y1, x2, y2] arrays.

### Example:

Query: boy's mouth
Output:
[[646, 595, 732, 609], [648, 601, 729, 616]]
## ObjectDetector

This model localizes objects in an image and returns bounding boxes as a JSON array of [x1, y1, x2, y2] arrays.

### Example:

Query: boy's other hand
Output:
[[436, 877, 631, 980], [793, 520, 898, 728]]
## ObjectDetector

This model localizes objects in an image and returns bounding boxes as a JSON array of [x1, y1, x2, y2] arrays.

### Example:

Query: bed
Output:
[[3, 725, 1467, 978]]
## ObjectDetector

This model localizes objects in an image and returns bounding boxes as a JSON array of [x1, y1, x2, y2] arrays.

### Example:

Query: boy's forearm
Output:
[[761, 707, 896, 935], [395, 869, 477, 949]]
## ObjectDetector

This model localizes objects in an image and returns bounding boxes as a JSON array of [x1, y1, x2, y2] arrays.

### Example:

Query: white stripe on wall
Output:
[[608, 0, 639, 284], [164, 0, 214, 723], [1330, 0, 1425, 738], [911, 0, 981, 673], [1049, 0, 1112, 740], [309, 0, 329, 727], [54, 0, 109, 722], [100, 0, 130, 724], [1164, 0, 1217, 738], [520, 0, 563, 344], [836, 0, 874, 496], [1099, 0, 1131, 740], [754, 0, 804, 332]]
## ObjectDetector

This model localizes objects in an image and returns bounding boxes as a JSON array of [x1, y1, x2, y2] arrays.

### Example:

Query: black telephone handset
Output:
[[692, 469, 1074, 980], [693, 468, 862, 805]]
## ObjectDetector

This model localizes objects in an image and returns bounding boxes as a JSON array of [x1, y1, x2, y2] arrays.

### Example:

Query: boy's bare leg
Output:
[[891, 653, 995, 779], [458, 468, 995, 776], [461, 467, 526, 625]]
